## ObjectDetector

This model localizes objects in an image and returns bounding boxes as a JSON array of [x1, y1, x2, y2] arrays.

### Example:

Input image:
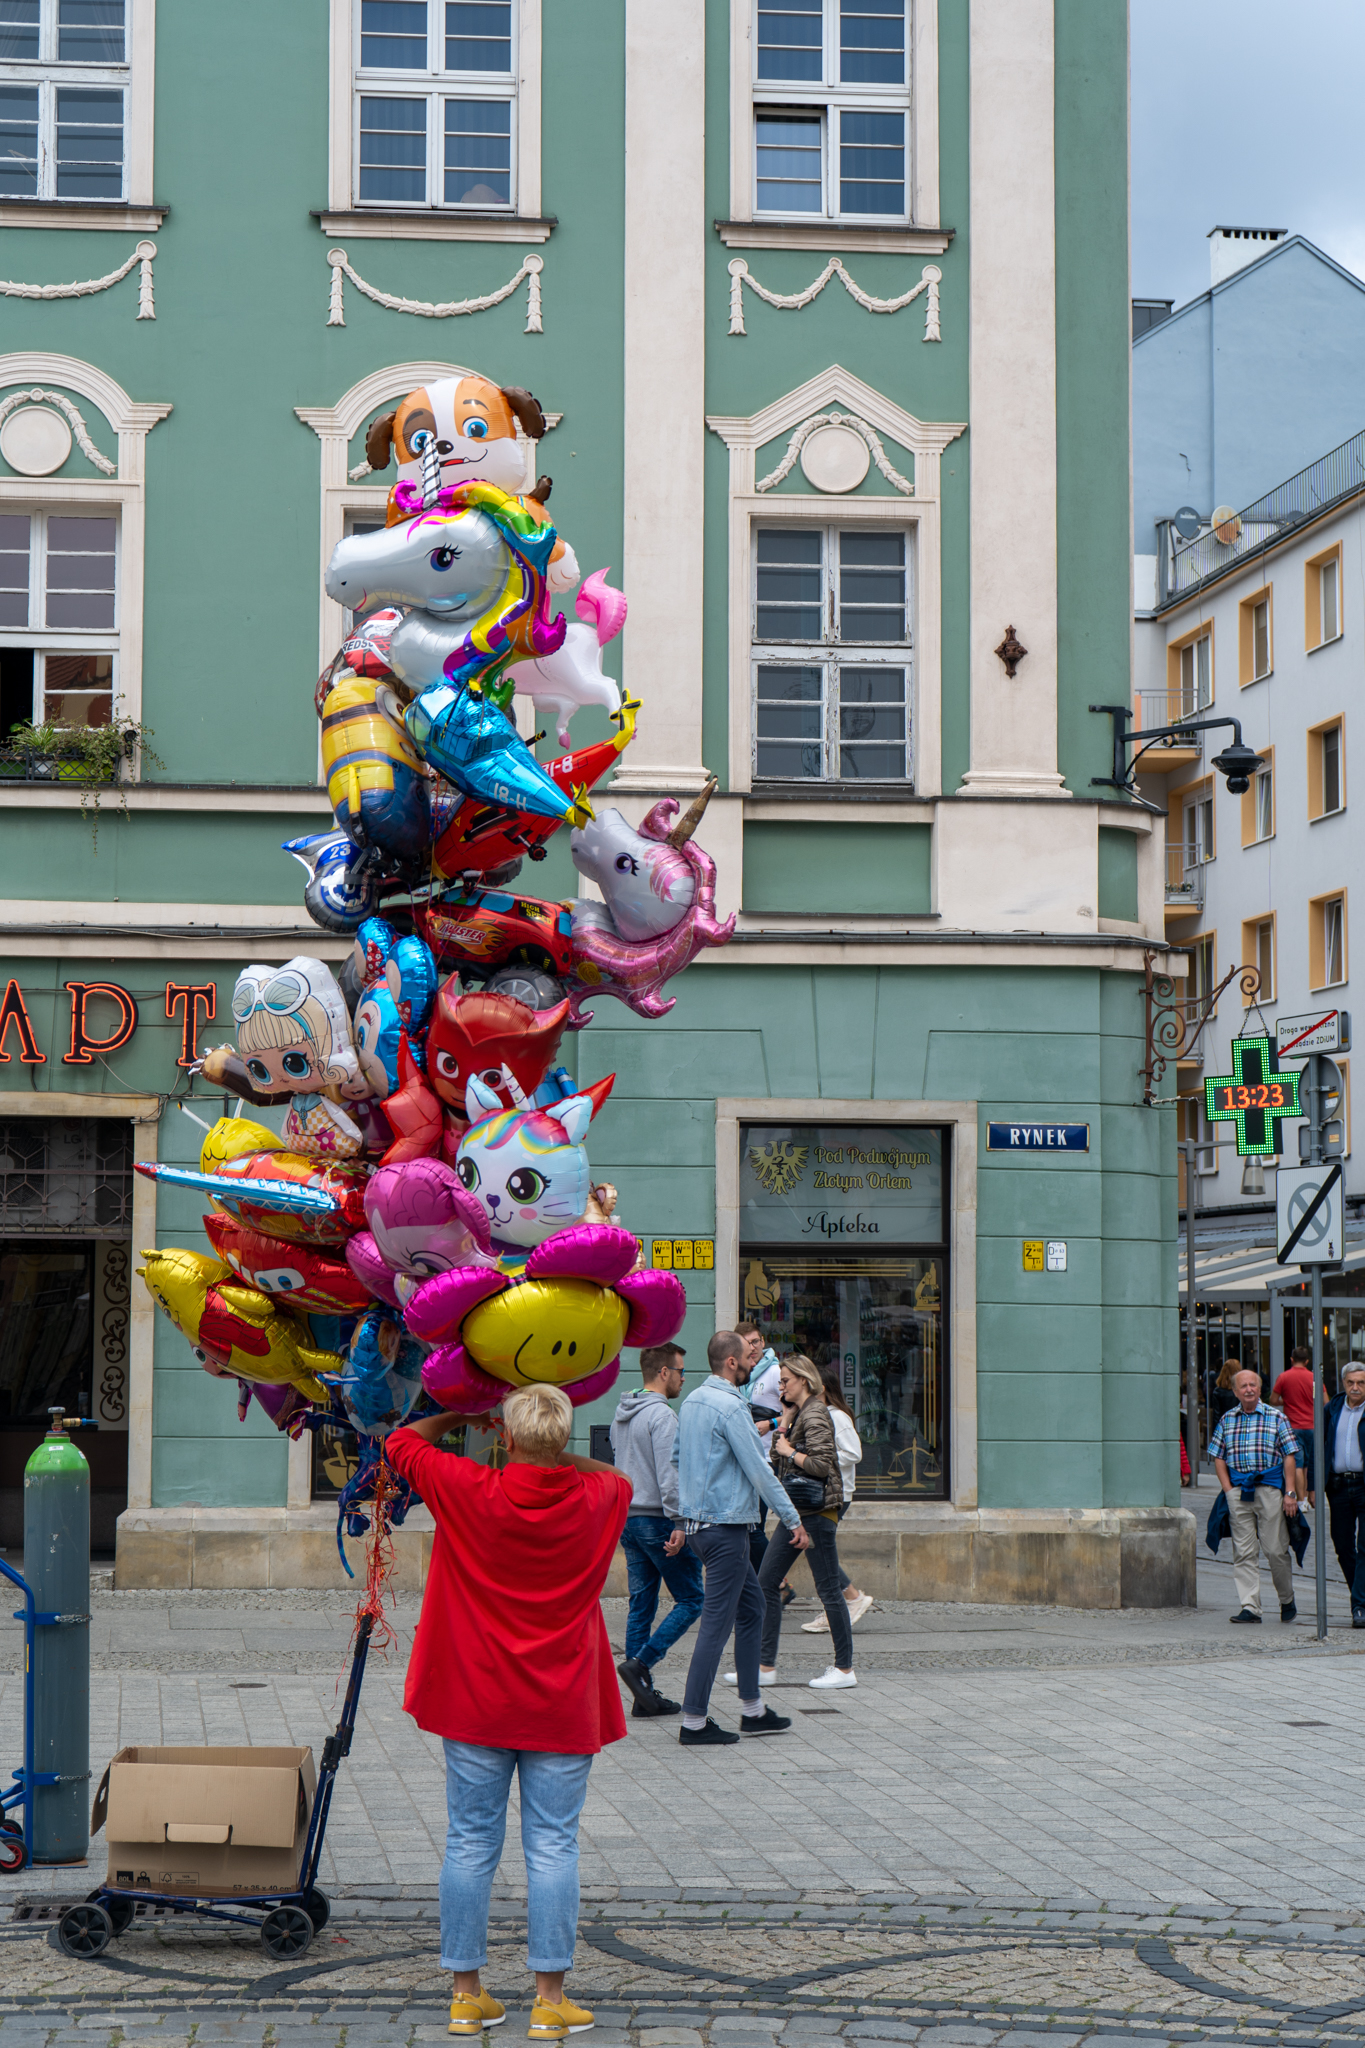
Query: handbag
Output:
[[780, 1465, 827, 1514]]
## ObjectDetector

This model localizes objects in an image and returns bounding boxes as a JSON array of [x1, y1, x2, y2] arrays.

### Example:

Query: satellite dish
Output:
[[1212, 505, 1242, 545], [1172, 506, 1201, 541]]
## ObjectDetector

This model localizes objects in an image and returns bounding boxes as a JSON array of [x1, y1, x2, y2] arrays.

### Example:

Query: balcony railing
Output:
[[1134, 687, 1205, 759], [1165, 843, 1205, 910], [1158, 424, 1365, 606]]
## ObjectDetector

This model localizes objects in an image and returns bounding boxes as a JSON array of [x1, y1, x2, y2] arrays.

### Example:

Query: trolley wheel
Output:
[[260, 1905, 314, 1960], [0, 1820, 23, 1874], [57, 1903, 113, 1959], [301, 1887, 330, 1931], [89, 1891, 135, 1937]]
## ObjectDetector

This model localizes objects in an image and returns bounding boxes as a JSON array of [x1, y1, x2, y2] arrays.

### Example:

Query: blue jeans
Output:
[[439, 1740, 592, 1973], [620, 1513, 705, 1670]]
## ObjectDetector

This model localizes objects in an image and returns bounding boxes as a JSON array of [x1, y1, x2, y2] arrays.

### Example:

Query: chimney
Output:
[[1208, 226, 1288, 287]]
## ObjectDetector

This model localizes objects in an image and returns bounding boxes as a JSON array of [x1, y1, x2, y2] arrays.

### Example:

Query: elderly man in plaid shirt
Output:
[[1210, 1368, 1301, 1624]]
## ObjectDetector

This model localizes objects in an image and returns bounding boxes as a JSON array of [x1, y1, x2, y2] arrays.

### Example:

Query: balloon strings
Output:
[[351, 1443, 399, 1660]]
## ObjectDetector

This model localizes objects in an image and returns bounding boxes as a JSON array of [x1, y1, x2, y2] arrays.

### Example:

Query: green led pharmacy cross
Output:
[[1203, 1035, 1302, 1157]]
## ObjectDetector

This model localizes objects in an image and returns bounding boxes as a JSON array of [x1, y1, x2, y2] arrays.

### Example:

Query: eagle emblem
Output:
[[748, 1140, 808, 1196]]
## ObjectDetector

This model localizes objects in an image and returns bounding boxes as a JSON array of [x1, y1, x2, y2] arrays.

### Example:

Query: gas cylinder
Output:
[[24, 1408, 90, 1864]]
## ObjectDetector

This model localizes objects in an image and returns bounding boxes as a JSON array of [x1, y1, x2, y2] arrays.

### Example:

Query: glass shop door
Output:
[[739, 1250, 948, 1497]]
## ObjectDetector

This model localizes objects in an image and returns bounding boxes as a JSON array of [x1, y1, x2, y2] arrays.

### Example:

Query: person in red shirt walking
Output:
[[1272, 1348, 1316, 1501], [386, 1385, 631, 2043]]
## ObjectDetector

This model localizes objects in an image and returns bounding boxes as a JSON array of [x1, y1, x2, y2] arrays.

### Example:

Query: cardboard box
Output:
[[91, 1745, 316, 1896]]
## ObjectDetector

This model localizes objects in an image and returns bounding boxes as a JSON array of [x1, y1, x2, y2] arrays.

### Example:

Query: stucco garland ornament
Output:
[[0, 387, 114, 475], [326, 247, 544, 333], [0, 239, 156, 319], [755, 410, 912, 497], [728, 257, 940, 340]]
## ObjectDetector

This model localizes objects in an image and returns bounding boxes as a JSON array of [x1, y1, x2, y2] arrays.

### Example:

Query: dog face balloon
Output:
[[363, 376, 543, 503]]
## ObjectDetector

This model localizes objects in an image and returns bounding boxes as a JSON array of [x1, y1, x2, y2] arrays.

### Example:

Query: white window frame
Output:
[[730, 0, 937, 231], [707, 365, 965, 798], [0, 0, 154, 217], [1185, 788, 1214, 867], [0, 353, 169, 770], [750, 518, 913, 786], [0, 504, 120, 727], [329, 0, 541, 224], [1321, 552, 1341, 645], [1251, 595, 1270, 681], [1324, 895, 1347, 988], [1322, 721, 1344, 816], [750, 0, 911, 225], [1178, 631, 1212, 715], [1253, 761, 1274, 843]]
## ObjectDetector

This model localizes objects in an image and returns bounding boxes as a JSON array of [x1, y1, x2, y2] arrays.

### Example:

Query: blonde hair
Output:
[[503, 1384, 573, 1461], [238, 992, 335, 1063], [779, 1353, 824, 1399]]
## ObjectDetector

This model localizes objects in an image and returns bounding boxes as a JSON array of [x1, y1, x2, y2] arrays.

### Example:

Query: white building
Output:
[[1137, 428, 1365, 1388]]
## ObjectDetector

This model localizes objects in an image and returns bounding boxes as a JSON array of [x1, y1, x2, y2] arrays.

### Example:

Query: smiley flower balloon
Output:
[[404, 1223, 685, 1415]]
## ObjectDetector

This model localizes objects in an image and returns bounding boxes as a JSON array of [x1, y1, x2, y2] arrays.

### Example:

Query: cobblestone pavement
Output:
[[6, 1899, 1365, 2048], [7, 1478, 1365, 2040]]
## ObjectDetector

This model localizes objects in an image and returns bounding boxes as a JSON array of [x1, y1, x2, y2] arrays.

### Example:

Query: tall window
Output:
[[1307, 544, 1343, 652], [752, 523, 912, 784], [1239, 587, 1272, 684], [754, 0, 909, 222], [1321, 554, 1340, 644], [1309, 717, 1346, 821], [0, 0, 126, 201], [1242, 916, 1276, 1002], [1325, 897, 1345, 986], [1310, 892, 1347, 991], [0, 508, 117, 737], [1254, 761, 1273, 841], [1184, 786, 1214, 869], [1323, 722, 1343, 815], [1176, 631, 1212, 716], [354, 0, 515, 209]]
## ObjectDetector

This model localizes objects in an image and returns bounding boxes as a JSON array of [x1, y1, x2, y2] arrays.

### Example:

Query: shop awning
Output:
[[1179, 1229, 1365, 1302]]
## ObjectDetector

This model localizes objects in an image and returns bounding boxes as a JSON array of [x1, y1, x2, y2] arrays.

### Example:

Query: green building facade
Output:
[[0, 0, 1191, 1601]]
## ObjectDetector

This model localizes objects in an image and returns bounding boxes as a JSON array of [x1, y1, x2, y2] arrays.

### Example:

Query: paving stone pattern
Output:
[[5, 1903, 1365, 2048]]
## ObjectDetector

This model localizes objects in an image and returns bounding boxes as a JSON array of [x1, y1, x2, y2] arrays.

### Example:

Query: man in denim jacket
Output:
[[664, 1329, 810, 1747]]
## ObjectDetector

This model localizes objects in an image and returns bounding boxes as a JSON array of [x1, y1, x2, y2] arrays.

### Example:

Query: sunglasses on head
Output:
[[233, 969, 309, 1024]]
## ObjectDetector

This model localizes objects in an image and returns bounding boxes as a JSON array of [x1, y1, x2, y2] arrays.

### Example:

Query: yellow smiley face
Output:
[[462, 1277, 631, 1388]]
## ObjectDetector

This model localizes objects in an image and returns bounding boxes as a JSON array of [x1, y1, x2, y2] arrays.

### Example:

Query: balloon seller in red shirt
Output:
[[386, 1385, 631, 2041]]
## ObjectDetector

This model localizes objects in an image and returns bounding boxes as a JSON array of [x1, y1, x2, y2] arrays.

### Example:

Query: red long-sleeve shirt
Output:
[[386, 1429, 631, 1754]]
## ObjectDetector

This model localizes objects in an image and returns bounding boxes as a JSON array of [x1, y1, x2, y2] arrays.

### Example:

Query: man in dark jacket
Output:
[[610, 1344, 705, 1717], [1320, 1364, 1365, 1626]]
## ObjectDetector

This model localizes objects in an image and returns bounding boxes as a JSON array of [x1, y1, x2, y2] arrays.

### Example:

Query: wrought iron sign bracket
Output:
[[1141, 950, 1261, 1107]]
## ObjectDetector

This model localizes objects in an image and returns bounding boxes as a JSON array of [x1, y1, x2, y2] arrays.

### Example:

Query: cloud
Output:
[[1133, 0, 1365, 307]]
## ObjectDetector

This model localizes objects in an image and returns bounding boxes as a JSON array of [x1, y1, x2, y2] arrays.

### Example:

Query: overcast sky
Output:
[[1131, 0, 1365, 309]]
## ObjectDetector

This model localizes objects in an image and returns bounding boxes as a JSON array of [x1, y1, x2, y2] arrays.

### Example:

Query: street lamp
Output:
[[1090, 705, 1263, 805]]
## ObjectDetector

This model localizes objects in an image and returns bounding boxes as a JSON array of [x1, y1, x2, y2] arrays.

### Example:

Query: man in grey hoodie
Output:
[[611, 1344, 705, 1718]]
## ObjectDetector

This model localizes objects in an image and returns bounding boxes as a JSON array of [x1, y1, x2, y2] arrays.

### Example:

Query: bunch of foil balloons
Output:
[[136, 368, 735, 1557]]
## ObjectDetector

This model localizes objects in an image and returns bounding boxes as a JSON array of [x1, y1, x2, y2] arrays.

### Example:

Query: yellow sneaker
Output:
[[527, 1994, 594, 2038], [449, 1986, 507, 2034]]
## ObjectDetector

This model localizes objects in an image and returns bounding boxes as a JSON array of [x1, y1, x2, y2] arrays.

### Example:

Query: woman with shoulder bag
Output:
[[759, 1354, 855, 1689], [799, 1365, 873, 1633]]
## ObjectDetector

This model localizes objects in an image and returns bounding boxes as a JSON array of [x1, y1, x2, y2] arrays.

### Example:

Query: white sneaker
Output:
[[809, 1667, 857, 1689], [722, 1668, 776, 1684], [800, 1614, 831, 1633], [846, 1593, 874, 1626]]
